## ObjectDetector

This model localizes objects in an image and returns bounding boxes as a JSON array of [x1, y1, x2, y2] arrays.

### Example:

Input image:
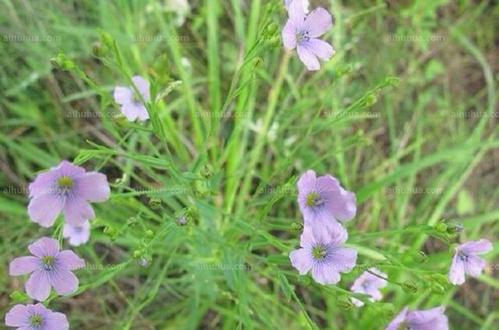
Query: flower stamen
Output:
[[312, 244, 328, 261], [30, 314, 43, 327], [41, 256, 55, 271], [305, 192, 323, 207]]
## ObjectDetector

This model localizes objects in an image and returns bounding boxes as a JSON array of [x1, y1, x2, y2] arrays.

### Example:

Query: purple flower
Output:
[[63, 220, 90, 246], [297, 170, 356, 238], [289, 224, 357, 285], [28, 160, 110, 227], [113, 75, 150, 121], [9, 237, 85, 301], [449, 239, 492, 285], [386, 306, 448, 330], [282, 0, 334, 70], [284, 0, 309, 13], [5, 303, 69, 330], [350, 268, 387, 307]]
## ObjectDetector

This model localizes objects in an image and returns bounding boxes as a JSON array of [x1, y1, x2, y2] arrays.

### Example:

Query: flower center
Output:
[[41, 255, 55, 270], [132, 91, 143, 103], [305, 192, 322, 207], [312, 244, 328, 261], [458, 251, 469, 262], [57, 176, 73, 190], [297, 30, 310, 43], [30, 314, 43, 327], [396, 322, 409, 330]]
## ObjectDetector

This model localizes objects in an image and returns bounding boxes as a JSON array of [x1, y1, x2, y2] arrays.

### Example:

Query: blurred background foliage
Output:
[[0, 0, 497, 329]]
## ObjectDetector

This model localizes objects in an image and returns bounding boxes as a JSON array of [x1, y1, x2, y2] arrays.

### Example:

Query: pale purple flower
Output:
[[289, 224, 357, 285], [386, 306, 448, 330], [297, 170, 356, 238], [282, 0, 334, 70], [449, 239, 492, 285], [350, 268, 387, 307], [5, 303, 69, 330], [9, 237, 85, 301], [284, 0, 309, 13], [113, 75, 150, 121], [28, 160, 110, 227], [63, 220, 90, 246]]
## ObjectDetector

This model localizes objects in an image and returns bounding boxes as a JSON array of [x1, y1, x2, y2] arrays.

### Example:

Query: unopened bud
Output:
[[337, 297, 354, 310], [149, 197, 162, 209], [435, 222, 448, 233], [401, 281, 418, 294]]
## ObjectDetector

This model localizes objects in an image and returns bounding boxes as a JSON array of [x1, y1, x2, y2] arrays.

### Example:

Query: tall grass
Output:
[[0, 0, 497, 329]]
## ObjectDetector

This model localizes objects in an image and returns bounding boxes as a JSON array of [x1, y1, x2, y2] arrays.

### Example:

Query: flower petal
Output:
[[131, 76, 150, 101], [303, 7, 332, 38], [306, 38, 334, 60], [317, 175, 356, 222], [464, 255, 486, 277], [63, 221, 91, 247], [289, 248, 312, 275], [297, 43, 320, 71], [57, 160, 86, 177], [303, 210, 344, 245], [27, 193, 64, 227], [282, 19, 298, 50], [25, 270, 51, 301], [121, 102, 149, 121], [448, 253, 465, 285], [5, 304, 30, 327], [9, 256, 40, 276], [406, 306, 447, 327], [28, 171, 57, 198], [75, 172, 110, 202], [311, 262, 340, 284], [299, 225, 315, 248], [329, 247, 357, 272], [49, 269, 79, 296], [44, 311, 70, 330], [57, 250, 85, 270], [297, 170, 316, 194], [28, 237, 60, 258], [113, 86, 132, 105], [459, 239, 492, 255], [63, 196, 95, 225], [287, 0, 307, 22], [386, 307, 409, 330]]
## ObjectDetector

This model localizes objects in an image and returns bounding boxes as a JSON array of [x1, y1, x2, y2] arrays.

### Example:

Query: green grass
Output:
[[0, 0, 497, 329]]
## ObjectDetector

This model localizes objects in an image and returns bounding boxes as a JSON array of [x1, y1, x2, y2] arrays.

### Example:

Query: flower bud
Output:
[[149, 197, 162, 209], [430, 283, 446, 294], [103, 226, 118, 239], [99, 31, 114, 50], [435, 221, 448, 233], [133, 250, 142, 259], [401, 280, 418, 294], [337, 297, 354, 310], [290, 221, 303, 232], [50, 53, 75, 71]]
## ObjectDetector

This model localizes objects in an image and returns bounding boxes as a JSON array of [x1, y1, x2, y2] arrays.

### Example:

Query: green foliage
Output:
[[0, 0, 497, 329]]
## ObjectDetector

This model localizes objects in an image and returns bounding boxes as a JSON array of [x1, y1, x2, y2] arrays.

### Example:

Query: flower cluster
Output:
[[290, 170, 357, 284], [5, 161, 110, 329]]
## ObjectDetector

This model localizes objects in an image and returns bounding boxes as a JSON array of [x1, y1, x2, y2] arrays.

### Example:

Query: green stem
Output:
[[233, 52, 291, 216]]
